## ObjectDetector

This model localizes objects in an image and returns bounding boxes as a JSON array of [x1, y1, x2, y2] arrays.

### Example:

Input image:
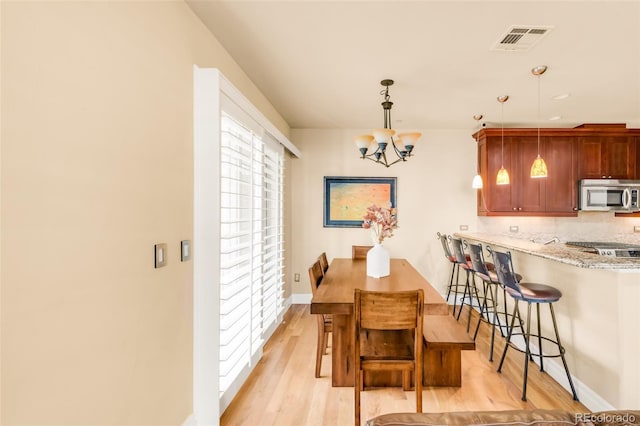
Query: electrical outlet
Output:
[[459, 225, 469, 231], [634, 225, 640, 233], [509, 225, 519, 233], [294, 273, 300, 282]]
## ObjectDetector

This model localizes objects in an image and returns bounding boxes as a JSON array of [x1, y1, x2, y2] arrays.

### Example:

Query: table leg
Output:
[[331, 313, 354, 387]]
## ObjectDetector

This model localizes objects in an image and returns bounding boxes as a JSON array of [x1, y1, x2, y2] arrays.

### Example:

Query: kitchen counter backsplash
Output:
[[455, 232, 640, 270]]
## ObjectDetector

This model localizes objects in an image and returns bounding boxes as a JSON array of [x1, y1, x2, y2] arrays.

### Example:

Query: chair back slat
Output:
[[488, 248, 522, 295], [437, 232, 453, 259], [318, 252, 329, 275], [308, 260, 323, 295], [356, 289, 423, 330], [352, 245, 373, 259], [449, 237, 468, 265], [467, 241, 490, 276]]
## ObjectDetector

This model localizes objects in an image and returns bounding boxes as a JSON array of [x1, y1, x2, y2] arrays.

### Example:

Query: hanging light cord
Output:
[[501, 101, 505, 167], [537, 74, 541, 155]]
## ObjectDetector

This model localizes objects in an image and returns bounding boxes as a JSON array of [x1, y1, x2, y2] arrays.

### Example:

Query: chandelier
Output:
[[354, 79, 421, 167]]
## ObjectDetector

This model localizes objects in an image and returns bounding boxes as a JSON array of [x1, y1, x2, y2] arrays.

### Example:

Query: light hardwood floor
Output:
[[220, 304, 588, 426]]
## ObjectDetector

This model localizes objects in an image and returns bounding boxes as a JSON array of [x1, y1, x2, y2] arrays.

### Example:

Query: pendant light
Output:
[[471, 114, 484, 189], [530, 65, 549, 178], [496, 95, 510, 185]]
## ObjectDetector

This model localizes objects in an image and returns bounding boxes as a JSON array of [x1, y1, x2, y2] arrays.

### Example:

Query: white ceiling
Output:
[[187, 1, 640, 133]]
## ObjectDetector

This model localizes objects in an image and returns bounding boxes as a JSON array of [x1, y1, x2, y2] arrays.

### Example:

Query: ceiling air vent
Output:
[[491, 25, 553, 51]]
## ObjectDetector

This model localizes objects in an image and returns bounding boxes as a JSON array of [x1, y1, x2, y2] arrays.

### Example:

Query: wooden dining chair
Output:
[[354, 288, 424, 426], [318, 252, 329, 276], [309, 260, 332, 378], [352, 245, 373, 259]]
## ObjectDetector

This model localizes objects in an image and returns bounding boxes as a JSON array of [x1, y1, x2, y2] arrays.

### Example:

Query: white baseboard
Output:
[[521, 341, 615, 412], [292, 293, 312, 304], [182, 414, 197, 426]]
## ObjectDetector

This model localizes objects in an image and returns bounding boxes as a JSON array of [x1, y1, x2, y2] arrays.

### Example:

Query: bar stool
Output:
[[466, 241, 504, 360], [449, 236, 484, 332], [489, 247, 579, 401], [467, 241, 526, 361], [437, 232, 465, 316]]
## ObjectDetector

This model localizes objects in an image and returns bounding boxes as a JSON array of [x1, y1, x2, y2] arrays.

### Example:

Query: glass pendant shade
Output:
[[472, 174, 483, 189], [530, 155, 548, 178], [496, 167, 510, 185], [354, 134, 374, 149], [372, 128, 395, 144], [397, 132, 421, 147]]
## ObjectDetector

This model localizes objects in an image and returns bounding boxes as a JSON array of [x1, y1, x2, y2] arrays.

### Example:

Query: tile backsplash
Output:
[[478, 212, 640, 242]]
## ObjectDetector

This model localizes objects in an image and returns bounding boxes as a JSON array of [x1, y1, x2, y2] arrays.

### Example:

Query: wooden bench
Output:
[[423, 314, 476, 387]]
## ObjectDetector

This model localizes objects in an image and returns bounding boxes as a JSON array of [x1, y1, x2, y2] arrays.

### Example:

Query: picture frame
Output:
[[323, 176, 397, 228]]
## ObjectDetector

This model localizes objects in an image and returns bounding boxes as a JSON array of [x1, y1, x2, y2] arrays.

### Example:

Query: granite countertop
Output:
[[454, 232, 640, 270]]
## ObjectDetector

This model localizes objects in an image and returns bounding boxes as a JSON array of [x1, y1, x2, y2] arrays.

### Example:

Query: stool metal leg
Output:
[[445, 262, 455, 302], [468, 275, 484, 332], [522, 302, 533, 401], [549, 303, 579, 401], [473, 281, 504, 362], [497, 300, 520, 373], [456, 269, 470, 321], [448, 263, 461, 317], [537, 303, 544, 371]]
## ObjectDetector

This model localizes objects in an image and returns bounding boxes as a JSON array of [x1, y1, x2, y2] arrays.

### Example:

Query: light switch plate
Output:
[[181, 240, 191, 262], [509, 225, 519, 233], [155, 243, 167, 268]]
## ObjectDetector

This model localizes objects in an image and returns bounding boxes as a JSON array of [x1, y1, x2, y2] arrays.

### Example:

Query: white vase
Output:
[[366, 243, 390, 278]]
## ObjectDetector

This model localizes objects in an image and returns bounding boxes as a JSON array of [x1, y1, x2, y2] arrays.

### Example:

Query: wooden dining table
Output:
[[310, 257, 451, 387]]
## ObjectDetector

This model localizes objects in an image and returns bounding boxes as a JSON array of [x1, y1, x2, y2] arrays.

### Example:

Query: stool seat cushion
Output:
[[478, 272, 522, 283], [506, 282, 562, 303]]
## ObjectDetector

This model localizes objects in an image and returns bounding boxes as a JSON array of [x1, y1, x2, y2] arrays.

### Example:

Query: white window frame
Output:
[[193, 67, 299, 425]]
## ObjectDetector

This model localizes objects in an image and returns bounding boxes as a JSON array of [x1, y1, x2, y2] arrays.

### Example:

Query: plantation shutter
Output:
[[218, 96, 285, 401]]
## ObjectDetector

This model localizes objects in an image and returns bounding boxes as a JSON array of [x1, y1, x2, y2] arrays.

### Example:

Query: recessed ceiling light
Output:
[[549, 115, 562, 121], [552, 93, 570, 100]]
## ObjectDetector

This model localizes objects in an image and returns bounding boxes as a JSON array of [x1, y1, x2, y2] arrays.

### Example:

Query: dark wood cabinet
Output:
[[476, 124, 640, 217], [545, 137, 578, 213], [578, 136, 636, 179], [476, 130, 576, 216]]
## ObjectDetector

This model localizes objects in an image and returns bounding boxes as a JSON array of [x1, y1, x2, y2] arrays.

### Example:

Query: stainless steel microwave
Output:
[[579, 179, 640, 212]]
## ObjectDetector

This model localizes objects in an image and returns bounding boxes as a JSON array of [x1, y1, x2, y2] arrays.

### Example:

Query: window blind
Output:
[[218, 101, 285, 401]]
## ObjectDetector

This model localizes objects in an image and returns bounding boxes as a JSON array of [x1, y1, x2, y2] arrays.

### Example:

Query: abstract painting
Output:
[[323, 176, 397, 227]]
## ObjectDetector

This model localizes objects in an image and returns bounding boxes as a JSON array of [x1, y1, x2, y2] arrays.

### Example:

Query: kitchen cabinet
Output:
[[476, 129, 577, 216], [578, 135, 636, 179], [475, 124, 640, 217], [636, 136, 640, 179], [545, 136, 578, 213]]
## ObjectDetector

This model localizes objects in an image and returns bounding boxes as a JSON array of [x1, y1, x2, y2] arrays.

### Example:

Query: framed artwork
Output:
[[323, 176, 397, 228]]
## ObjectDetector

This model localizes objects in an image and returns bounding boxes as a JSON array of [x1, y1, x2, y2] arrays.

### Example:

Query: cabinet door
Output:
[[578, 136, 636, 179], [604, 136, 636, 179], [578, 138, 603, 179], [485, 137, 516, 212], [545, 137, 577, 212], [516, 137, 546, 212], [477, 140, 487, 213]]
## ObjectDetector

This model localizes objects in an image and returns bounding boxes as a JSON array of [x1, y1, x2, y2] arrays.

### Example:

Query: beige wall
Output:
[[1, 1, 289, 424], [289, 128, 479, 297]]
